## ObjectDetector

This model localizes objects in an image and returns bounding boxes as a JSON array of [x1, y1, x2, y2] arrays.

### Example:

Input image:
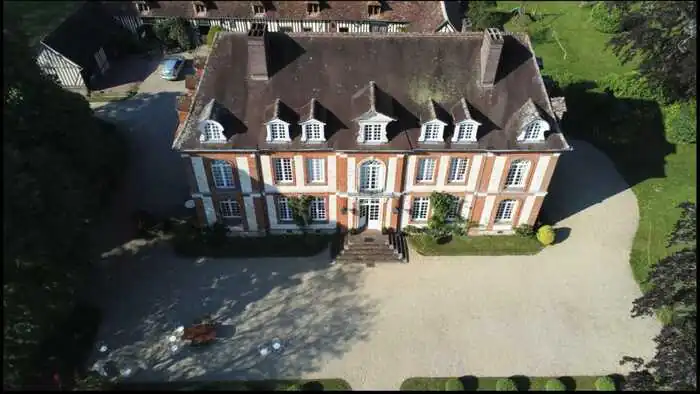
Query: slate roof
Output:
[[102, 1, 449, 33], [42, 2, 128, 72], [173, 31, 571, 153]]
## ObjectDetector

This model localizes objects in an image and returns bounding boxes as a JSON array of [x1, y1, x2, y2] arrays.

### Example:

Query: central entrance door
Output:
[[358, 198, 381, 231]]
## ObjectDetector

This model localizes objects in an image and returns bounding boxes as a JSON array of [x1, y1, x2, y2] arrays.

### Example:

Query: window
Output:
[[212, 160, 235, 188], [363, 124, 382, 142], [310, 197, 327, 221], [279, 27, 293, 33], [307, 2, 320, 15], [277, 197, 293, 221], [359, 160, 382, 192], [273, 158, 294, 183], [504, 160, 530, 188], [495, 199, 517, 222], [218, 199, 241, 218], [201, 120, 226, 142], [252, 4, 264, 14], [193, 2, 206, 13], [304, 123, 323, 141], [135, 1, 149, 12], [269, 123, 288, 141], [307, 158, 325, 183], [416, 158, 436, 182], [446, 198, 461, 220], [411, 197, 429, 221], [448, 158, 469, 182], [524, 122, 544, 141], [424, 123, 442, 141], [303, 27, 313, 32], [338, 27, 349, 33], [456, 123, 476, 142], [368, 4, 381, 16]]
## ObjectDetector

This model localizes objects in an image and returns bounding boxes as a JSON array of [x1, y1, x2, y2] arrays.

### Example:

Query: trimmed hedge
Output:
[[545, 379, 566, 391], [594, 376, 616, 391], [496, 378, 518, 391], [445, 378, 464, 391]]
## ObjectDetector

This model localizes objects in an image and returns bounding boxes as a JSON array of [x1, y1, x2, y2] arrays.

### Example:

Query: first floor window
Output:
[[359, 160, 382, 192], [310, 197, 327, 221], [447, 198, 461, 220], [424, 124, 442, 141], [448, 158, 469, 182], [212, 160, 234, 188], [416, 158, 436, 182], [363, 124, 382, 142], [219, 199, 241, 218], [456, 123, 476, 141], [411, 197, 429, 221], [307, 158, 325, 183], [505, 160, 530, 188], [495, 199, 517, 222], [278, 197, 293, 221], [274, 158, 294, 183]]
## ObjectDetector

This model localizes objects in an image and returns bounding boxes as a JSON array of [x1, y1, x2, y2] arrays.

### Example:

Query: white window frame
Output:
[[359, 159, 383, 192], [277, 197, 293, 221], [309, 197, 327, 221], [301, 122, 325, 142], [218, 199, 241, 219], [135, 1, 150, 12], [252, 4, 265, 15], [495, 199, 517, 223], [362, 123, 383, 143], [273, 158, 294, 184], [199, 120, 227, 143], [504, 160, 530, 188], [193, 2, 206, 14], [452, 121, 479, 143], [267, 121, 290, 143], [448, 157, 469, 182], [420, 122, 444, 142], [519, 120, 549, 142], [411, 197, 429, 221], [446, 198, 461, 221], [307, 2, 320, 15], [212, 160, 235, 189], [307, 158, 325, 184], [368, 4, 381, 16], [416, 158, 436, 182]]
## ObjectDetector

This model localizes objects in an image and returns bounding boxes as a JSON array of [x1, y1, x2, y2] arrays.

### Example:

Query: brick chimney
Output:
[[247, 22, 269, 81], [480, 28, 504, 87]]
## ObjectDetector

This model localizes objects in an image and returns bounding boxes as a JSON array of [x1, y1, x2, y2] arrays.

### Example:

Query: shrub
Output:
[[286, 383, 301, 391], [595, 376, 617, 391], [206, 26, 223, 46], [515, 224, 535, 238], [201, 222, 229, 247], [445, 378, 464, 391], [599, 72, 668, 103], [402, 225, 422, 235], [663, 99, 696, 144], [537, 225, 556, 246], [589, 2, 621, 33], [495, 378, 518, 391], [545, 379, 566, 391]]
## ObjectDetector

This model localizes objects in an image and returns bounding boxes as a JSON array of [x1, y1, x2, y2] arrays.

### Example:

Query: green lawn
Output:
[[3, 1, 84, 45], [408, 234, 543, 256], [490, 1, 696, 290], [115, 379, 351, 391], [401, 375, 623, 391]]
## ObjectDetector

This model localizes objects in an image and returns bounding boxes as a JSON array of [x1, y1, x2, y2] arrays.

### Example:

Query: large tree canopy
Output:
[[3, 25, 127, 388], [605, 1, 697, 102], [621, 202, 697, 391]]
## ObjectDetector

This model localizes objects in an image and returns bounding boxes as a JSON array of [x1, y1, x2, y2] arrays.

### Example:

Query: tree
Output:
[[466, 1, 500, 30], [605, 1, 697, 102], [153, 18, 196, 51], [3, 25, 127, 388], [621, 202, 697, 391]]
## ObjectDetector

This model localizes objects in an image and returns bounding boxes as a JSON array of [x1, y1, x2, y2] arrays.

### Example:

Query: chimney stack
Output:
[[480, 28, 504, 87], [247, 22, 269, 81]]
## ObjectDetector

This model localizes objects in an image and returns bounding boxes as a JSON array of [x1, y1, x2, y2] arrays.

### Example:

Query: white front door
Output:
[[359, 198, 381, 230]]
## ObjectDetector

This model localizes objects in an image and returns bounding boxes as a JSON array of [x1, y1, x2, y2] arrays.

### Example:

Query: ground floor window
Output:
[[218, 199, 241, 218], [495, 199, 517, 223], [277, 197, 293, 221], [310, 197, 327, 221], [411, 197, 429, 221]]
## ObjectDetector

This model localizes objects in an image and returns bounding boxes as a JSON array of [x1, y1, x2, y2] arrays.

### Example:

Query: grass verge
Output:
[[401, 375, 624, 391], [116, 379, 352, 391], [408, 234, 543, 256]]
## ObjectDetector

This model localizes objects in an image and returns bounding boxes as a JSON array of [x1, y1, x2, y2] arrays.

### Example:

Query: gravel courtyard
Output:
[[88, 140, 660, 390]]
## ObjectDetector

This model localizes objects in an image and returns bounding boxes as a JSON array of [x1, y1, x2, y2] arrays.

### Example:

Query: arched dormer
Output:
[[517, 120, 550, 142], [199, 120, 227, 143]]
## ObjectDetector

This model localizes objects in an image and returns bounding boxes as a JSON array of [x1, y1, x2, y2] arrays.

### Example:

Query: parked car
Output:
[[160, 56, 185, 80]]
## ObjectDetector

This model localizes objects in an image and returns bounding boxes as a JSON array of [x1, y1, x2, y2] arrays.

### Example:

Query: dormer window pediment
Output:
[[352, 81, 395, 144], [199, 120, 227, 143], [265, 98, 296, 143]]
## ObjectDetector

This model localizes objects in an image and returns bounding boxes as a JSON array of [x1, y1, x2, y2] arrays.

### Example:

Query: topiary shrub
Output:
[[545, 379, 566, 391], [206, 25, 224, 46], [515, 224, 535, 238], [445, 378, 465, 391], [595, 376, 617, 391], [589, 2, 621, 33], [663, 99, 696, 144], [496, 378, 518, 391], [537, 225, 556, 246]]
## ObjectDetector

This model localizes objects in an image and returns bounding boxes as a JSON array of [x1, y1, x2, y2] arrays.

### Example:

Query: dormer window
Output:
[[452, 121, 479, 143], [199, 120, 226, 143], [519, 120, 549, 142], [135, 1, 150, 12], [352, 81, 394, 144], [368, 4, 381, 16], [193, 1, 207, 14], [302, 123, 325, 142], [362, 123, 384, 143], [252, 4, 265, 15], [307, 1, 320, 15], [419, 121, 446, 142], [267, 121, 291, 143]]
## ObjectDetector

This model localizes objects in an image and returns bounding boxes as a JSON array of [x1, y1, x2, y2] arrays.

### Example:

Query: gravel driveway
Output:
[[89, 105, 659, 389]]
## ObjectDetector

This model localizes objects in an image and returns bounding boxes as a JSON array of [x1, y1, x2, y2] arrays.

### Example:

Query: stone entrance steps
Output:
[[334, 230, 407, 265]]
